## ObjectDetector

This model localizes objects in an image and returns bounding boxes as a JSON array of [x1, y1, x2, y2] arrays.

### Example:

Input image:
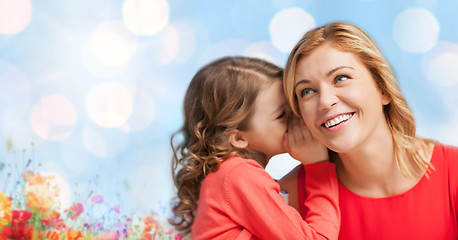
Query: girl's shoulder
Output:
[[207, 156, 264, 181], [221, 156, 275, 184], [220, 156, 262, 170]]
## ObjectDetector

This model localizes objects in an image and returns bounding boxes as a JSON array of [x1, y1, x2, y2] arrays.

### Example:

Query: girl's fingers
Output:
[[291, 117, 303, 142], [298, 118, 312, 140], [282, 131, 291, 152], [287, 116, 296, 145], [285, 116, 329, 164]]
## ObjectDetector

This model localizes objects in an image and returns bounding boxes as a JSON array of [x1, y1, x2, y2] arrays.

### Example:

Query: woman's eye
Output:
[[335, 75, 349, 83], [276, 111, 285, 120], [300, 88, 315, 97]]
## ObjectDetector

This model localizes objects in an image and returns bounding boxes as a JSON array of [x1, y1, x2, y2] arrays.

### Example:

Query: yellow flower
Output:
[[24, 173, 59, 214], [0, 191, 12, 228]]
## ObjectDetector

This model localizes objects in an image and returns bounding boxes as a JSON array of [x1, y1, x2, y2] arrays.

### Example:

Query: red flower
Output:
[[66, 203, 84, 220], [46, 231, 60, 240], [11, 210, 32, 223], [140, 233, 152, 240], [0, 210, 33, 240], [143, 215, 157, 225], [67, 228, 83, 240], [41, 211, 65, 230]]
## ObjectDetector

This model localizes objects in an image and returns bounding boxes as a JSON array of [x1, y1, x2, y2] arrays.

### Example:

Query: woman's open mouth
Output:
[[322, 113, 354, 129]]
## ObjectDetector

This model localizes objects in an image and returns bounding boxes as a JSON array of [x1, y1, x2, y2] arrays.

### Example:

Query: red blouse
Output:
[[192, 156, 340, 240], [338, 143, 458, 239]]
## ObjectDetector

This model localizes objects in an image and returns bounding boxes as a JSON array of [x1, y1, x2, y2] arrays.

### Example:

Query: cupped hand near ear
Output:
[[282, 116, 329, 165]]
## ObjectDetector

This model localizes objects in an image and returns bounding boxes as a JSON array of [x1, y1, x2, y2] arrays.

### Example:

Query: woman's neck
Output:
[[333, 133, 421, 198]]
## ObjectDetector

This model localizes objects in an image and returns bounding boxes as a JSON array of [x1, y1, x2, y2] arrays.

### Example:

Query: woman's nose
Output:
[[317, 86, 338, 111]]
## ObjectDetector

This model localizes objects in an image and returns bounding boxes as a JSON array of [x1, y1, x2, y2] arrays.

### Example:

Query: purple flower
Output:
[[91, 194, 104, 204]]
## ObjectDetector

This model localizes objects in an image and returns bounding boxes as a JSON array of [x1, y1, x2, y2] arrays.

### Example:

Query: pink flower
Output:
[[66, 203, 84, 220], [174, 233, 184, 240], [21, 170, 34, 182], [96, 221, 104, 230], [112, 205, 120, 214], [95, 230, 119, 240], [91, 194, 104, 204]]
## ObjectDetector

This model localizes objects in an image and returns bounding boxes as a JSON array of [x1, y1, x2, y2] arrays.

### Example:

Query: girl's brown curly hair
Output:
[[170, 56, 283, 233]]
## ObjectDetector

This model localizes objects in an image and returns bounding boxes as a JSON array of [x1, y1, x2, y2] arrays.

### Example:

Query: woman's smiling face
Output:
[[294, 43, 391, 153]]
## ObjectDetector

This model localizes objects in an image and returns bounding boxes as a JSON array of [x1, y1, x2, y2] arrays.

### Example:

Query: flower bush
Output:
[[0, 143, 187, 240]]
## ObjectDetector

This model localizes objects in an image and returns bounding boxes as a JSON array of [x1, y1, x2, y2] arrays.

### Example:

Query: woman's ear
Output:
[[381, 92, 391, 105], [230, 129, 248, 149]]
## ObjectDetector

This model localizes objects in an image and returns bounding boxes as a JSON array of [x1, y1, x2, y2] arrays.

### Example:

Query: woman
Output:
[[282, 22, 458, 239]]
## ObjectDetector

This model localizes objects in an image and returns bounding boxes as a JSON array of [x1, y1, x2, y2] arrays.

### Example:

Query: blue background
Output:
[[1, 0, 457, 224]]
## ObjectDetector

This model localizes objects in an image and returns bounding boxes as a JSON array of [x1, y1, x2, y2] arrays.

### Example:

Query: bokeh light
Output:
[[415, 0, 438, 8], [126, 88, 156, 132], [60, 133, 91, 173], [245, 41, 286, 67], [3, 118, 42, 150], [30, 95, 77, 141], [89, 21, 137, 67], [0, 0, 32, 34], [393, 8, 439, 53], [200, 39, 251, 66], [271, 0, 295, 8], [148, 24, 180, 66], [41, 172, 73, 210], [171, 20, 204, 64], [424, 42, 458, 87], [269, 8, 315, 53], [438, 111, 458, 146], [128, 162, 172, 210], [122, 0, 169, 35], [0, 60, 31, 120], [86, 82, 133, 128], [82, 125, 130, 158]]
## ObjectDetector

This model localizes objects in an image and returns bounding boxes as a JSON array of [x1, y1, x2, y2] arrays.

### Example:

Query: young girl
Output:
[[283, 21, 458, 239], [170, 56, 340, 239]]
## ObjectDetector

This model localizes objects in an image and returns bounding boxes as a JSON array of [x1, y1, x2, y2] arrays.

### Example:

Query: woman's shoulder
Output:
[[429, 142, 458, 175], [432, 142, 458, 161]]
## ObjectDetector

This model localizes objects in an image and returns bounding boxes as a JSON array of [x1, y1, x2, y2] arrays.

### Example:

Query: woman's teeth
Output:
[[324, 113, 353, 128]]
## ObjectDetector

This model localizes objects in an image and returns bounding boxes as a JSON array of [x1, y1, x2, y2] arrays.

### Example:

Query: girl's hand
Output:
[[282, 116, 329, 165]]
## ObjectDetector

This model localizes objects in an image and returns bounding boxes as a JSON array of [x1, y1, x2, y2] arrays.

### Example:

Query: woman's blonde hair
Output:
[[283, 22, 433, 179], [170, 56, 283, 232]]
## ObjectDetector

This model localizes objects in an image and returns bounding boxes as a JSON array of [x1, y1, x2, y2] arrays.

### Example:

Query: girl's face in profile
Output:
[[293, 44, 391, 153], [242, 80, 288, 160]]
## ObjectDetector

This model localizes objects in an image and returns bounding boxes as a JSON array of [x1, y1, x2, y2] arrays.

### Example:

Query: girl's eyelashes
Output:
[[276, 111, 286, 120]]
